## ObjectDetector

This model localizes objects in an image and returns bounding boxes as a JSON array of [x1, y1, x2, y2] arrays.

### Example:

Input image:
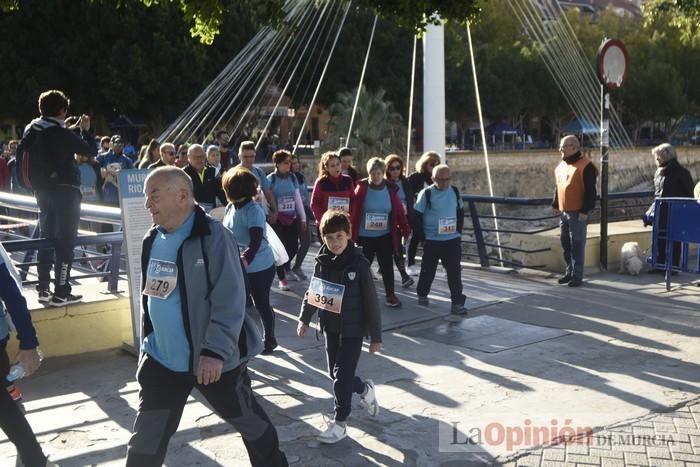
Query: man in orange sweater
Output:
[[552, 135, 598, 287]]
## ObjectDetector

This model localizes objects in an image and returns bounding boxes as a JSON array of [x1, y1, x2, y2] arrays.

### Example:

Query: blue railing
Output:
[[648, 197, 700, 290], [0, 192, 125, 293]]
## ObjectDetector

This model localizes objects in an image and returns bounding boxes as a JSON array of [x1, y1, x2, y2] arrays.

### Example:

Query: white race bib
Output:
[[364, 213, 389, 231], [328, 196, 350, 214], [145, 259, 178, 300], [438, 217, 457, 235], [278, 195, 295, 213], [308, 276, 345, 314]]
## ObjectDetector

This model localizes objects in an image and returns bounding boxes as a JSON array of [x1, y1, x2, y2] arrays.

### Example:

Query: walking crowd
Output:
[[0, 89, 470, 466], [3, 89, 698, 466]]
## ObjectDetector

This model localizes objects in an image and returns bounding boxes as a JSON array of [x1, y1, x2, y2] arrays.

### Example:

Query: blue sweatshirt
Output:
[[0, 245, 39, 349]]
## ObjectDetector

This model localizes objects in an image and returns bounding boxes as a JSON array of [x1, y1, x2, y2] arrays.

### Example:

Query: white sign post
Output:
[[118, 169, 153, 350]]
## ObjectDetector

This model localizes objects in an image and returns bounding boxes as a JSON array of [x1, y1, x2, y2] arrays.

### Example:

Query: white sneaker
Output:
[[278, 280, 290, 291], [360, 379, 379, 417], [406, 265, 419, 277], [372, 267, 382, 281], [318, 421, 347, 444]]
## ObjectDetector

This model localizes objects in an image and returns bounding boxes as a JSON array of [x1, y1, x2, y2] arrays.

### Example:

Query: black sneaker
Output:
[[49, 293, 83, 307], [37, 289, 52, 303], [450, 303, 468, 315], [261, 338, 278, 355], [417, 296, 429, 306], [401, 277, 414, 288], [557, 274, 572, 284], [568, 277, 583, 288]]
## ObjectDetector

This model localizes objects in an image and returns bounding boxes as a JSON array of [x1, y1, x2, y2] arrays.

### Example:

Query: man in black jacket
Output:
[[27, 90, 97, 306], [183, 144, 226, 212]]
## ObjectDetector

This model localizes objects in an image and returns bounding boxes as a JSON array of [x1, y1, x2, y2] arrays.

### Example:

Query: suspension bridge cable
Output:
[[405, 34, 417, 175], [346, 15, 378, 145], [466, 21, 504, 265], [293, 1, 352, 154]]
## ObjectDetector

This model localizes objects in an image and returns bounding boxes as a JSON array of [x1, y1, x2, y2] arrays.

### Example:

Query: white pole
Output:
[[423, 18, 446, 161]]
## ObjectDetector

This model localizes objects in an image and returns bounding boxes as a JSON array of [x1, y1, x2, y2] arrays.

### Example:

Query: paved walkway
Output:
[[1, 260, 699, 466]]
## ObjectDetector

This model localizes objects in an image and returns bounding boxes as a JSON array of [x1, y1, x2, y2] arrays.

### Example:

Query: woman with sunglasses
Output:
[[352, 157, 409, 307], [384, 154, 414, 288], [406, 151, 441, 276]]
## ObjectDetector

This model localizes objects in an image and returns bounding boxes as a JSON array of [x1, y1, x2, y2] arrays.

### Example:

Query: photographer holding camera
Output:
[[27, 89, 97, 306]]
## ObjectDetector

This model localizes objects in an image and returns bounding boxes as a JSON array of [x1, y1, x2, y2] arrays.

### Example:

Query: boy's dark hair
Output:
[[320, 211, 351, 236], [338, 147, 352, 158], [38, 90, 70, 117], [222, 166, 258, 202], [272, 149, 292, 165], [239, 140, 256, 153]]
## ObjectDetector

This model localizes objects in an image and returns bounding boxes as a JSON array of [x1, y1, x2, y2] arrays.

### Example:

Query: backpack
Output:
[[424, 185, 465, 233], [15, 119, 59, 190]]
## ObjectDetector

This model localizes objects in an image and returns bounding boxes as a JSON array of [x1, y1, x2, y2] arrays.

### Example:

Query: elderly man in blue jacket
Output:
[[126, 166, 287, 467]]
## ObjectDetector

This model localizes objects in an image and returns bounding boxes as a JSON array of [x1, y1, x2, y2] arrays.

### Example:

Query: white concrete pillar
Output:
[[423, 18, 446, 161]]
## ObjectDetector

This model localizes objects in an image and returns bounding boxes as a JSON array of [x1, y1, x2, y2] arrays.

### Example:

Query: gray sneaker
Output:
[[360, 380, 379, 417], [318, 421, 347, 444], [292, 267, 307, 281], [450, 303, 468, 315], [417, 296, 429, 306]]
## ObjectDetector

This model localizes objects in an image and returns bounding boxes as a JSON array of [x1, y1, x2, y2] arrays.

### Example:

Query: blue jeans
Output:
[[560, 211, 588, 279]]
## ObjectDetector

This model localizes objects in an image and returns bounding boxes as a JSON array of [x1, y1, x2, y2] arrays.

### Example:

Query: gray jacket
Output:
[[140, 206, 262, 374]]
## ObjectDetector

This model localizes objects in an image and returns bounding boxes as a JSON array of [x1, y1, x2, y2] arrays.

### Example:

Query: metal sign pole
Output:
[[600, 86, 610, 270], [595, 37, 629, 272]]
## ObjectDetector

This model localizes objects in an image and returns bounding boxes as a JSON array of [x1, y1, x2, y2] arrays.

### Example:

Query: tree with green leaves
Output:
[[324, 85, 406, 161]]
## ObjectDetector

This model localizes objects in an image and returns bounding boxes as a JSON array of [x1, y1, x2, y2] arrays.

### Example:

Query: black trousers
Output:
[[0, 341, 46, 467], [126, 354, 287, 467], [359, 234, 395, 296], [325, 333, 366, 423], [393, 240, 410, 281], [407, 233, 422, 267], [294, 216, 314, 270], [248, 264, 277, 345], [272, 220, 299, 279], [35, 187, 82, 297], [416, 238, 466, 305]]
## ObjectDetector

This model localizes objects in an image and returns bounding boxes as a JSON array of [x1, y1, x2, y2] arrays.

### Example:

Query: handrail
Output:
[[0, 191, 122, 224], [459, 190, 655, 269]]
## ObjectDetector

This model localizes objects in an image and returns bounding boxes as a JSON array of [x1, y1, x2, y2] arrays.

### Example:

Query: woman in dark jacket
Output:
[[405, 151, 441, 276], [648, 143, 695, 270], [384, 154, 414, 288]]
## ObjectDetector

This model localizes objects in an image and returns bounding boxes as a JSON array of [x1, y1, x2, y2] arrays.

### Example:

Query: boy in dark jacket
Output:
[[297, 211, 382, 444]]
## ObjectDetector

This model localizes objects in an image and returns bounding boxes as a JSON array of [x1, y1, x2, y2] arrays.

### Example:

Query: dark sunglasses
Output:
[[388, 165, 402, 171]]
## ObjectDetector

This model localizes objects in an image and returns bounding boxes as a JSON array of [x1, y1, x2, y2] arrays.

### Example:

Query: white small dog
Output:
[[620, 241, 644, 276]]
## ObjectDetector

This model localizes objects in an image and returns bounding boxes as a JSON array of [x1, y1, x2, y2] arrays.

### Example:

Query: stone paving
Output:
[[1, 262, 699, 466], [502, 399, 700, 467]]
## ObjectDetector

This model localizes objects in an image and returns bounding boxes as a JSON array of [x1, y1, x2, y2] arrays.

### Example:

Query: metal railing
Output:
[[460, 191, 655, 269], [0, 192, 125, 292]]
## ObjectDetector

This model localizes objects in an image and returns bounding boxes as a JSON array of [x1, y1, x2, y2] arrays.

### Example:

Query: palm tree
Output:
[[324, 85, 407, 161]]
